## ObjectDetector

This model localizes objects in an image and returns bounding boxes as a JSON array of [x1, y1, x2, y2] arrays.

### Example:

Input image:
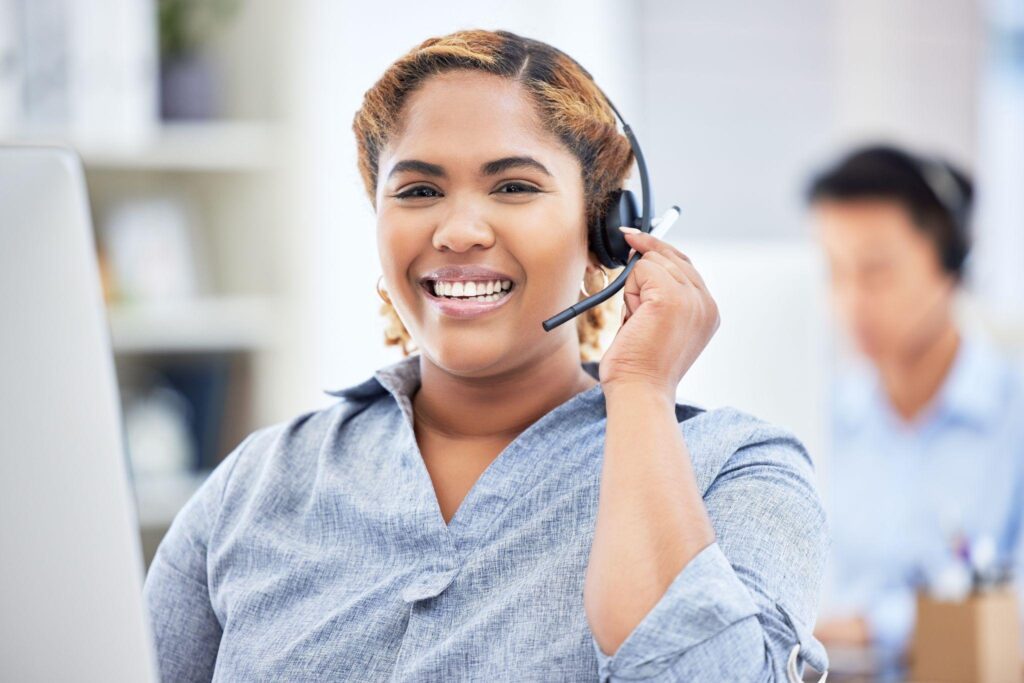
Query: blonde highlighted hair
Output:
[[353, 29, 634, 362]]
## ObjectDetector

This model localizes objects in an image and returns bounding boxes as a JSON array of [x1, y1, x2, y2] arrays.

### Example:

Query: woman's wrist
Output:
[[602, 379, 677, 410]]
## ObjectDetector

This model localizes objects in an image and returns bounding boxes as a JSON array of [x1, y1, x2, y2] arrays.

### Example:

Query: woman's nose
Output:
[[431, 202, 496, 253]]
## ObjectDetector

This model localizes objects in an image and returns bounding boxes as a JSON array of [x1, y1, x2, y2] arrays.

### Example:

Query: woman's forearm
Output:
[[584, 382, 716, 656]]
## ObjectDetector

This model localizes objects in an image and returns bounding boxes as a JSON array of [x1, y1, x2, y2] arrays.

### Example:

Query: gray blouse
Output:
[[143, 353, 830, 681]]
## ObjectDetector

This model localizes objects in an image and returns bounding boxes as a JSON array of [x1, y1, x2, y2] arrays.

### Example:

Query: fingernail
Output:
[[619, 226, 641, 234]]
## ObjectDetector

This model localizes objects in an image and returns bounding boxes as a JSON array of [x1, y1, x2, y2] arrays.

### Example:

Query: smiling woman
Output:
[[142, 28, 830, 683], [355, 32, 630, 362]]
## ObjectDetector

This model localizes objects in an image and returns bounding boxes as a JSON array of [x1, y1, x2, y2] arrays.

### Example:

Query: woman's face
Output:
[[375, 70, 594, 377]]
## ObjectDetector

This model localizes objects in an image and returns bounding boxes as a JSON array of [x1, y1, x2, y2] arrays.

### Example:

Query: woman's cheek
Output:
[[376, 219, 421, 321], [511, 207, 582, 292]]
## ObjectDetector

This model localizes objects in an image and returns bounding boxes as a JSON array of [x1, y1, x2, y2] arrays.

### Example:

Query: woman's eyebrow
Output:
[[386, 159, 446, 180], [481, 156, 552, 177]]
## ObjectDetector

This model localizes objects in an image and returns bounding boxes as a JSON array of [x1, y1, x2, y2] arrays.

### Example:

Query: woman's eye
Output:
[[395, 186, 442, 199], [494, 182, 540, 195]]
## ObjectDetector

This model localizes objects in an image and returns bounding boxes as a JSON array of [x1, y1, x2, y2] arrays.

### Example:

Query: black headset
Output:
[[542, 92, 664, 331], [906, 153, 972, 275]]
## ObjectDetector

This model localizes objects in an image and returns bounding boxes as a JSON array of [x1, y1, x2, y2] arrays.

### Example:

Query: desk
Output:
[[806, 645, 1024, 682]]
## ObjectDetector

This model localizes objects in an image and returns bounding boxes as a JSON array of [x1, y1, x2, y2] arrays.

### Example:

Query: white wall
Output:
[[637, 0, 984, 243], [832, 0, 983, 166], [637, 1, 836, 240]]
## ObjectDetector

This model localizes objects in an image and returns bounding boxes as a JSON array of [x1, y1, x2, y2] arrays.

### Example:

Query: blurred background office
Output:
[[2, 0, 1022, 679]]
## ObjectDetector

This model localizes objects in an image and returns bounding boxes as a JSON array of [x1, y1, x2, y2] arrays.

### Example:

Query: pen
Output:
[[649, 205, 681, 241]]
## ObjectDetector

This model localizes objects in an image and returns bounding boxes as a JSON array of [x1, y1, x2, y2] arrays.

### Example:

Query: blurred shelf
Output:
[[80, 121, 282, 172], [107, 296, 279, 354], [133, 469, 209, 529], [4, 121, 282, 172]]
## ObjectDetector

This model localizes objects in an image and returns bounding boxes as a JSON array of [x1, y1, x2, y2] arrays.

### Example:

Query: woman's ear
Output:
[[582, 253, 609, 297]]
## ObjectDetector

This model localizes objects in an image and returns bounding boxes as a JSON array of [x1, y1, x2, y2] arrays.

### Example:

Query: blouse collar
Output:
[[324, 354, 605, 407], [836, 333, 1006, 432]]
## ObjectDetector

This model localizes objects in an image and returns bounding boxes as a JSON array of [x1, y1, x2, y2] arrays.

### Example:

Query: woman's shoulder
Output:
[[195, 393, 383, 519], [203, 361, 818, 523], [678, 403, 829, 603], [673, 402, 818, 499]]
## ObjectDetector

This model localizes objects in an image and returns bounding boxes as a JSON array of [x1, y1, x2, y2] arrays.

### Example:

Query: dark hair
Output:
[[805, 144, 973, 278]]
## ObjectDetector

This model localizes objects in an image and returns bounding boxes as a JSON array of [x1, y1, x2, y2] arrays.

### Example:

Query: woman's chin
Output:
[[424, 337, 517, 376]]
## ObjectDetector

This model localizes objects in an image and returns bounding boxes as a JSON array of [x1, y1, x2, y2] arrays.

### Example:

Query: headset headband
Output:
[[601, 94, 653, 238], [540, 73, 662, 331], [914, 155, 968, 232]]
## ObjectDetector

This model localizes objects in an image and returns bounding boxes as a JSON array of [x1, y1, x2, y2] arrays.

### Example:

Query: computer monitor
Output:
[[0, 146, 159, 682]]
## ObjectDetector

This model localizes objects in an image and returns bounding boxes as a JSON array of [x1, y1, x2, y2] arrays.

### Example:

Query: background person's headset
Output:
[[892, 149, 970, 278], [872, 150, 974, 360], [904, 152, 972, 276], [541, 85, 677, 331]]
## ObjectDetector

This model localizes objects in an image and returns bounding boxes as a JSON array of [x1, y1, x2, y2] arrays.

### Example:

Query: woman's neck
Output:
[[412, 344, 598, 441], [878, 321, 960, 423]]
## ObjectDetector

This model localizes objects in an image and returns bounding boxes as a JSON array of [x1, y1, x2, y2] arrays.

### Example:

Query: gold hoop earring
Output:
[[376, 275, 391, 304], [580, 268, 609, 297]]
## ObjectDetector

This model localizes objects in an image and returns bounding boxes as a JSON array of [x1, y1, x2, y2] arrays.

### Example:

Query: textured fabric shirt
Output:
[[826, 332, 1024, 660], [143, 353, 830, 681]]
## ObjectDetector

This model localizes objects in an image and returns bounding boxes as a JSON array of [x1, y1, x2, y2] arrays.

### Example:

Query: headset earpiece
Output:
[[542, 64, 664, 331], [908, 154, 971, 276], [591, 189, 641, 268]]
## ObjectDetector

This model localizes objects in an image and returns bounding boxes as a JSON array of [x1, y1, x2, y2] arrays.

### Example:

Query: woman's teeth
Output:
[[431, 279, 512, 302]]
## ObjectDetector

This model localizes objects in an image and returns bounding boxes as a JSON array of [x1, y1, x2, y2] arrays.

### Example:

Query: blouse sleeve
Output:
[[141, 432, 254, 682], [590, 418, 830, 681]]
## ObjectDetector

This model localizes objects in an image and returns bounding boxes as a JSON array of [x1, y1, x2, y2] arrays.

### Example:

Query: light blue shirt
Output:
[[143, 354, 829, 681], [827, 333, 1024, 657]]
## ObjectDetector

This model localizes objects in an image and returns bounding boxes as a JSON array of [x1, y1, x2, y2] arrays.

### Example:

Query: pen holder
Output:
[[909, 585, 1022, 683]]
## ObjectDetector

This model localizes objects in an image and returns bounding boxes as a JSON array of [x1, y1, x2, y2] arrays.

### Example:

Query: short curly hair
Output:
[[352, 29, 634, 362]]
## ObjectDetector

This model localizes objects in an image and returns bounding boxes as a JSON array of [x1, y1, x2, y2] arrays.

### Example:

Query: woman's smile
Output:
[[420, 277, 518, 319], [416, 263, 520, 320]]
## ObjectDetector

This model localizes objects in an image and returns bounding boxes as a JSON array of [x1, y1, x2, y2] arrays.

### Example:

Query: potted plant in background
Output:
[[158, 0, 240, 120]]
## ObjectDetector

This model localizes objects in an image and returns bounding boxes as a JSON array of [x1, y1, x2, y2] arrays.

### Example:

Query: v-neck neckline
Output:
[[435, 380, 602, 530], [374, 356, 606, 558]]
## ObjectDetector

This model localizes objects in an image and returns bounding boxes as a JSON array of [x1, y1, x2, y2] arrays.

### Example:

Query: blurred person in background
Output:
[[806, 144, 1024, 667]]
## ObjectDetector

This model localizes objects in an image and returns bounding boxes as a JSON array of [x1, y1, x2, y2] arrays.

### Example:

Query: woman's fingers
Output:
[[620, 228, 709, 291], [638, 251, 689, 287], [620, 227, 690, 262]]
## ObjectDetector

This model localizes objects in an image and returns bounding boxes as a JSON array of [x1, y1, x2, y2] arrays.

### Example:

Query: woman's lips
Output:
[[420, 281, 516, 319]]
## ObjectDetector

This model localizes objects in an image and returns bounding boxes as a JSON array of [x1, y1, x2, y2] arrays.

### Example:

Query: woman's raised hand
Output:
[[598, 227, 720, 400]]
